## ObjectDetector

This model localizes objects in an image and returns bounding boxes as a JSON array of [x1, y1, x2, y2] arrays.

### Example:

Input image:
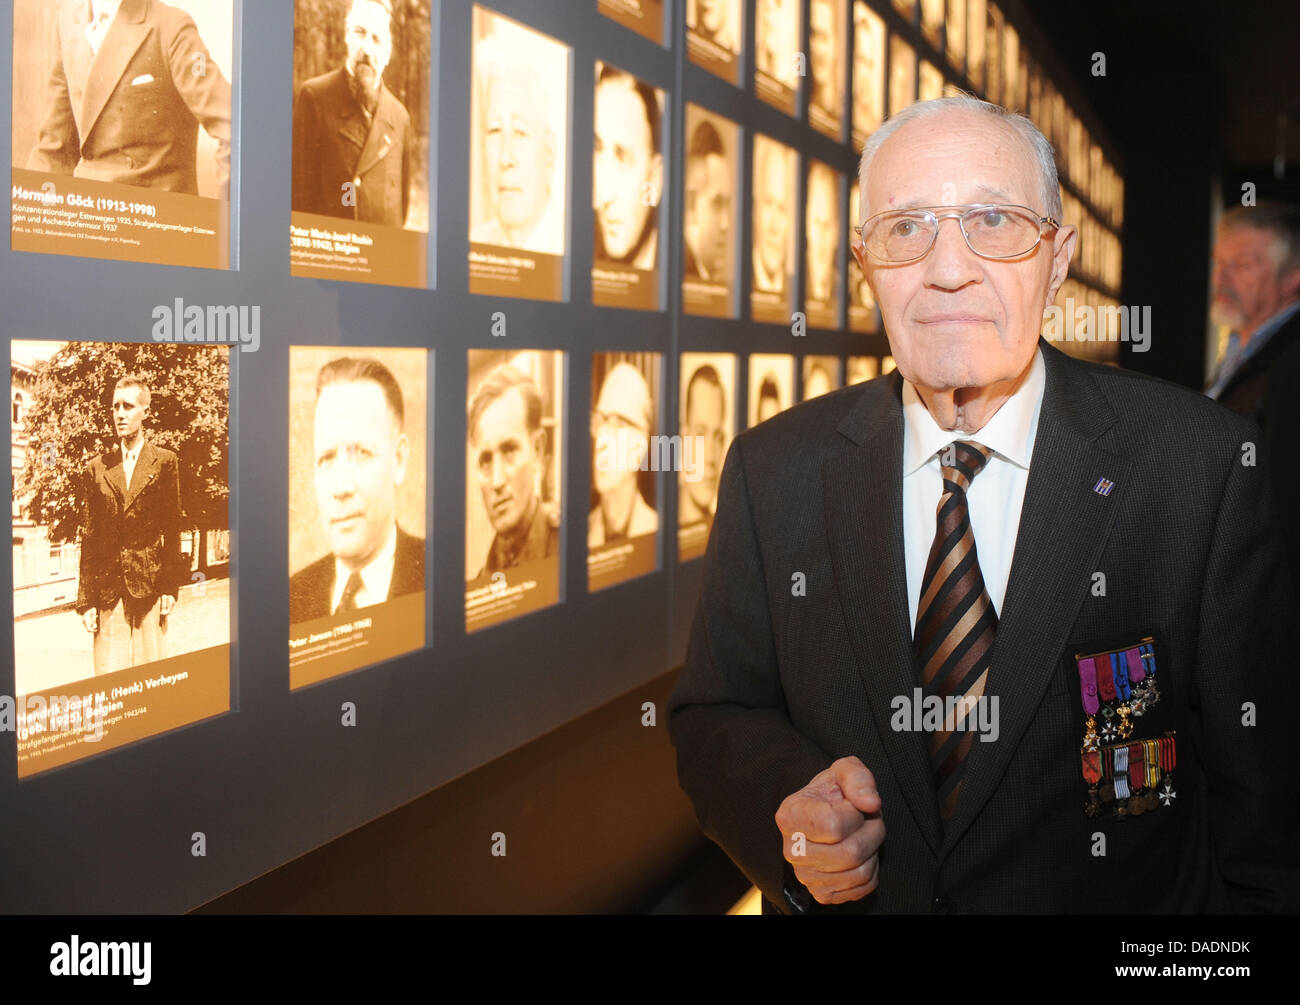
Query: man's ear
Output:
[[1044, 223, 1078, 311], [393, 432, 409, 486]]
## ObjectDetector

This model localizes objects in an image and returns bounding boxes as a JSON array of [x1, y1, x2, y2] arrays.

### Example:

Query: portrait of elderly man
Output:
[[26, 0, 232, 199], [805, 160, 840, 306], [471, 55, 560, 254], [590, 363, 659, 548], [76, 375, 185, 675], [469, 364, 559, 578], [682, 118, 731, 283], [593, 65, 663, 272], [752, 136, 793, 298], [292, 0, 414, 227], [289, 357, 424, 624], [670, 96, 1299, 914], [808, 0, 843, 126]]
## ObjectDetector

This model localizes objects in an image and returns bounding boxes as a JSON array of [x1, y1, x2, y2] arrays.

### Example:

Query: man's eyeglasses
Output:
[[851, 204, 1060, 265]]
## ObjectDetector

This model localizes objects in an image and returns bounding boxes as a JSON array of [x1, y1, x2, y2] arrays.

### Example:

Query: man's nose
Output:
[[490, 454, 508, 489], [921, 216, 981, 289]]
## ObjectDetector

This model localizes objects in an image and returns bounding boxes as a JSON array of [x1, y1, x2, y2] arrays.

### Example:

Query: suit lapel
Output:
[[122, 440, 160, 512], [940, 341, 1131, 853], [80, 0, 151, 147], [823, 374, 944, 855], [105, 447, 128, 502], [62, 3, 96, 129]]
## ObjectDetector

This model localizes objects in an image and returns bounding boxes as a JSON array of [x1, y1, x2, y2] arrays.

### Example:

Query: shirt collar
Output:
[[902, 346, 1046, 476], [1240, 300, 1300, 362], [333, 522, 398, 605], [90, 0, 124, 24]]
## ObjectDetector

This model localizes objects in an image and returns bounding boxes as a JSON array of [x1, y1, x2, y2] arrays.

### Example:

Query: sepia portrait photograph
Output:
[[851, 1, 885, 150], [750, 134, 798, 324], [889, 34, 917, 117], [945, 0, 967, 73], [682, 104, 739, 319], [805, 159, 842, 330], [801, 355, 841, 401], [10, 0, 234, 270], [468, 7, 570, 302], [465, 349, 565, 632], [589, 352, 661, 592], [847, 184, 880, 333], [290, 0, 432, 288], [747, 352, 794, 428], [598, 0, 664, 46], [919, 59, 945, 102], [685, 0, 741, 86], [287, 346, 427, 690], [846, 354, 879, 385], [807, 0, 846, 141], [11, 340, 230, 777], [592, 62, 666, 311], [677, 351, 734, 563], [754, 0, 800, 116]]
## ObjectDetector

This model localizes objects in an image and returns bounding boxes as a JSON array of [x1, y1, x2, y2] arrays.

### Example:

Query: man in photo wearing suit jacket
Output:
[[669, 96, 1300, 914], [291, 0, 413, 227], [290, 357, 424, 624], [27, 0, 232, 199], [77, 375, 186, 675]]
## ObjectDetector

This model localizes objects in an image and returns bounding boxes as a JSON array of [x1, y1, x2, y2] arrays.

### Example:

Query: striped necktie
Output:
[[914, 439, 997, 821]]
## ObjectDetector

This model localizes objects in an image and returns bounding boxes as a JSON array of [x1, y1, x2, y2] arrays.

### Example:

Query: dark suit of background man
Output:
[[77, 376, 185, 675], [292, 0, 413, 227], [290, 357, 424, 624], [669, 96, 1300, 914], [28, 0, 232, 200], [1207, 202, 1300, 585]]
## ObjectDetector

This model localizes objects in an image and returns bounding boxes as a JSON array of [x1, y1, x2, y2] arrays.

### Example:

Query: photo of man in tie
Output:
[[76, 375, 186, 675], [289, 355, 425, 625], [670, 96, 1299, 914], [21, 0, 232, 199]]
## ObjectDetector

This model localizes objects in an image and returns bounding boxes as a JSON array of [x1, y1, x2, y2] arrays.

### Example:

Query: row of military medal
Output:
[[1075, 639, 1177, 818]]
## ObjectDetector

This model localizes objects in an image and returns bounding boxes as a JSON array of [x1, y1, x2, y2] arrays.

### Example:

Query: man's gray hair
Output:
[[1218, 202, 1300, 278], [857, 95, 1062, 224]]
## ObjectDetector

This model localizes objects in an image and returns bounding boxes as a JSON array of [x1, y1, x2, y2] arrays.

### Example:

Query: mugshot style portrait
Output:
[[805, 159, 842, 325], [851, 1, 885, 149], [291, 0, 430, 231], [677, 352, 735, 562], [11, 0, 233, 200], [593, 62, 665, 275], [746, 353, 794, 428], [807, 0, 845, 139], [590, 354, 660, 549], [681, 104, 739, 317], [12, 341, 231, 695], [751, 134, 797, 320], [754, 0, 800, 104], [468, 8, 569, 257], [288, 348, 427, 628], [465, 350, 564, 586]]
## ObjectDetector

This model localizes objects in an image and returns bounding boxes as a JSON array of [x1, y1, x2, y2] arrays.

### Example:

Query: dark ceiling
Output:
[[1021, 0, 1300, 180]]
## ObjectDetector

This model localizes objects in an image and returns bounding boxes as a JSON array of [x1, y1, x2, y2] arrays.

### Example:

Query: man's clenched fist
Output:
[[775, 756, 885, 905]]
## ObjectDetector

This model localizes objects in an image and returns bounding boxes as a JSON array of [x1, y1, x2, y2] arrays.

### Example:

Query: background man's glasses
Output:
[[852, 203, 1060, 264]]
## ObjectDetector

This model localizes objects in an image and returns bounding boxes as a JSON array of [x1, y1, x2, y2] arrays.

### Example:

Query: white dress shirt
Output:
[[330, 524, 398, 615], [902, 347, 1046, 634], [121, 438, 143, 489], [85, 0, 124, 56]]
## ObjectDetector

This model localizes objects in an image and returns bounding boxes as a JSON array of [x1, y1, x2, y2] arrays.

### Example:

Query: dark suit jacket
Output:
[[28, 0, 232, 198], [1217, 306, 1300, 581], [289, 525, 425, 625], [77, 439, 185, 614], [669, 339, 1300, 913], [291, 67, 412, 227]]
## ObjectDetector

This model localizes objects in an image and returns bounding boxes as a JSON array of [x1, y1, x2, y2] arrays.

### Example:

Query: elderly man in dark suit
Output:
[[27, 0, 232, 199], [77, 375, 186, 675], [291, 0, 412, 228], [669, 96, 1300, 914], [290, 357, 424, 625]]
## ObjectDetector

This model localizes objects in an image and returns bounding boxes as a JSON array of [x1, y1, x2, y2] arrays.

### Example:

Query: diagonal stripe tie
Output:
[[914, 439, 997, 823]]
